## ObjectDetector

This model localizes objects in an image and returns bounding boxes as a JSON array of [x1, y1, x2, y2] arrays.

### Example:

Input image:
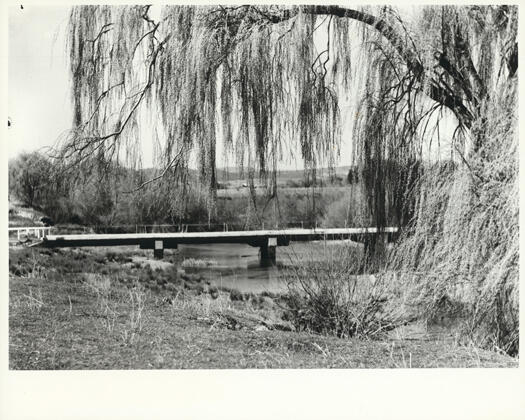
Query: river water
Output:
[[175, 240, 364, 294], [175, 242, 460, 344], [177, 243, 288, 293]]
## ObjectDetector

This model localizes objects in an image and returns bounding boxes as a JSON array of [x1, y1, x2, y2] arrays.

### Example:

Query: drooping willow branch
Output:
[[60, 5, 517, 226]]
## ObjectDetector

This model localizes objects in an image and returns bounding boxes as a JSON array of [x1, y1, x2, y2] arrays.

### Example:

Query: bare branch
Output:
[[124, 145, 186, 193]]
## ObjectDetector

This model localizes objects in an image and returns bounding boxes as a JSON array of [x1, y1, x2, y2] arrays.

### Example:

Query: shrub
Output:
[[283, 243, 404, 339]]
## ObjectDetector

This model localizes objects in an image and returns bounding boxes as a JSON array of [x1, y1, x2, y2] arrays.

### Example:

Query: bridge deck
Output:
[[42, 227, 398, 248]]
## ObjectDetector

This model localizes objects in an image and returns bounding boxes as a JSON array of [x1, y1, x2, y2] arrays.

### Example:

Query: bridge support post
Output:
[[260, 237, 277, 266], [154, 240, 164, 259]]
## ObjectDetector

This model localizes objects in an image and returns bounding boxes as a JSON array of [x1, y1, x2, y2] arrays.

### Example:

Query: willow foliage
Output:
[[386, 79, 518, 354], [61, 5, 517, 225]]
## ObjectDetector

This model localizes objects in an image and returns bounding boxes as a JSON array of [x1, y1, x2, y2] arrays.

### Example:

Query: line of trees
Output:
[[9, 150, 430, 234], [9, 152, 358, 228], [9, 152, 114, 225]]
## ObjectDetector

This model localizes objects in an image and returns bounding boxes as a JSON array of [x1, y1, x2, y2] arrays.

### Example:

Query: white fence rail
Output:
[[8, 226, 53, 241]]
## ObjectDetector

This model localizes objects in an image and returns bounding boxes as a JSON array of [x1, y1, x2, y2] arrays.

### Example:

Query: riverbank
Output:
[[9, 246, 517, 369]]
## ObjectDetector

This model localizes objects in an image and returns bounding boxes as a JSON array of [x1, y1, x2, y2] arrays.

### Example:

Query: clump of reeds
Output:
[[121, 285, 147, 344], [387, 82, 518, 355]]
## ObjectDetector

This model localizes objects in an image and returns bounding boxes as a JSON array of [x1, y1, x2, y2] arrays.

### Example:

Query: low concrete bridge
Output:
[[41, 227, 398, 263]]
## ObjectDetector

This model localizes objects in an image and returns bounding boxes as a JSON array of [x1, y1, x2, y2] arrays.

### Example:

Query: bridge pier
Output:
[[154, 240, 164, 259], [259, 237, 277, 266], [139, 239, 180, 259]]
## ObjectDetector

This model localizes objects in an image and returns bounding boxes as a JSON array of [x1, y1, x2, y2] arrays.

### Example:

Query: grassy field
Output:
[[8, 246, 517, 369]]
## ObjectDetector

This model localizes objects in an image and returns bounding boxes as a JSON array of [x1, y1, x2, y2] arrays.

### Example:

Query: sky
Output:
[[8, 5, 73, 160]]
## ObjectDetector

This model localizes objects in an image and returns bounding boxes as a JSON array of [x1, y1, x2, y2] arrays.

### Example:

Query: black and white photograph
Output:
[[3, 2, 522, 412], [6, 1, 520, 370], [4, 1, 523, 418]]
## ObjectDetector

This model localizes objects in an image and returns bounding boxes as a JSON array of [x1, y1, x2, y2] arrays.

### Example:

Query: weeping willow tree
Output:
[[58, 5, 517, 226], [60, 4, 518, 353]]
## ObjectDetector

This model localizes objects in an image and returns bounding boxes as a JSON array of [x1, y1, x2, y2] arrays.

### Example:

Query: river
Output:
[[177, 243, 287, 293], [175, 240, 364, 294]]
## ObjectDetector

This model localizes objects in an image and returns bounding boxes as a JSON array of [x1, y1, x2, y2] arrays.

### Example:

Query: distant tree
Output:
[[9, 152, 53, 208]]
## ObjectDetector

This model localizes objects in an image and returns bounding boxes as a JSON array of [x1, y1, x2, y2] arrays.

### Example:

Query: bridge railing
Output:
[[47, 220, 392, 235], [8, 226, 54, 241], [81, 221, 324, 234]]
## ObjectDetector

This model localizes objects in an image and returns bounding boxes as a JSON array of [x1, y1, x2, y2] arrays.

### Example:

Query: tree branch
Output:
[[63, 36, 169, 163], [124, 145, 186, 193], [86, 23, 114, 44], [263, 5, 475, 128]]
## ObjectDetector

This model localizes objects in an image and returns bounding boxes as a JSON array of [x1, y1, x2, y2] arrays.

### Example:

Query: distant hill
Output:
[[215, 166, 352, 183], [137, 165, 353, 186]]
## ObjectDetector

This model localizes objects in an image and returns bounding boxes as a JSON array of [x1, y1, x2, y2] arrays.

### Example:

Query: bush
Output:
[[229, 289, 245, 301], [9, 152, 53, 208], [283, 244, 404, 339]]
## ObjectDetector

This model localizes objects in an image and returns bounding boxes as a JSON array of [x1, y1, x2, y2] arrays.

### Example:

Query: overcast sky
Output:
[[8, 5, 72, 160]]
